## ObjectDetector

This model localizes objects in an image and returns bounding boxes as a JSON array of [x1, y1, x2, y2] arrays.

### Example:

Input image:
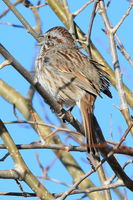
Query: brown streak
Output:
[[58, 51, 73, 65]]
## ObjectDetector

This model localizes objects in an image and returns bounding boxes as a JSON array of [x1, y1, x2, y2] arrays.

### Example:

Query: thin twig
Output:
[[73, 0, 94, 17], [2, 0, 41, 42], [30, 3, 48, 9], [114, 121, 133, 149], [15, 179, 26, 196], [0, 192, 36, 197], [39, 175, 72, 188], [0, 0, 23, 18], [3, 120, 84, 139], [0, 179, 124, 197], [87, 0, 98, 58], [105, 0, 112, 9], [26, 85, 35, 100], [54, 179, 124, 197], [0, 152, 9, 161], [58, 151, 120, 200], [102, 28, 133, 67], [104, 159, 133, 186], [115, 34, 133, 67], [0, 21, 24, 28], [113, 2, 133, 33]]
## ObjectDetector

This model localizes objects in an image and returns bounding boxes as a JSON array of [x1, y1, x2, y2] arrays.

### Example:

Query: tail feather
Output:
[[79, 94, 97, 154]]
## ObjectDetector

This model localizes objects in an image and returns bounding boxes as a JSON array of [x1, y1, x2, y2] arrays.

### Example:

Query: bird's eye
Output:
[[47, 35, 51, 39]]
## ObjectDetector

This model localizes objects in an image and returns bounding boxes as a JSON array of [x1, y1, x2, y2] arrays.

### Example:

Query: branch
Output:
[[0, 59, 11, 69], [0, 192, 35, 197], [0, 169, 19, 179], [115, 34, 133, 67], [2, 0, 41, 42], [0, 119, 55, 199], [98, 0, 133, 135], [113, 2, 133, 33], [73, 0, 94, 17], [0, 140, 133, 156], [94, 115, 133, 191], [0, 0, 23, 18], [87, 0, 98, 58]]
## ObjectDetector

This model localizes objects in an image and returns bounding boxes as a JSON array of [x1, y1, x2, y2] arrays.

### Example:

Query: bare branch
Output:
[[2, 0, 41, 42], [0, 119, 55, 199], [115, 34, 133, 67], [0, 59, 11, 69], [73, 0, 94, 17], [98, 0, 133, 135], [0, 169, 19, 179], [0, 152, 9, 161], [30, 3, 48, 9], [0, 142, 133, 156], [0, 0, 23, 18], [87, 1, 99, 58], [0, 192, 35, 197], [94, 115, 133, 191], [0, 21, 24, 28], [113, 2, 133, 33]]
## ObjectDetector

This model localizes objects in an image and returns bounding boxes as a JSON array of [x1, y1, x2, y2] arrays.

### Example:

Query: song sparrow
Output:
[[35, 26, 112, 153]]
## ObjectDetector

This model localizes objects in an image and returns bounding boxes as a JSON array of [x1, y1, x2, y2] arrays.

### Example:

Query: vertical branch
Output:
[[98, 0, 133, 132], [87, 1, 98, 58]]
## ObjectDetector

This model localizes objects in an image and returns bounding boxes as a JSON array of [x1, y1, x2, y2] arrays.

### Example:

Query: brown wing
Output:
[[44, 47, 101, 97]]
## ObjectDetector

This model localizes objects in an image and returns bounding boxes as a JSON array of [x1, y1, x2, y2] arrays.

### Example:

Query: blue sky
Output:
[[0, 0, 133, 199]]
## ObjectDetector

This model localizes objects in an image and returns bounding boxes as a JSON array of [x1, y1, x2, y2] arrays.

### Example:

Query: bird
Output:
[[35, 26, 112, 153]]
